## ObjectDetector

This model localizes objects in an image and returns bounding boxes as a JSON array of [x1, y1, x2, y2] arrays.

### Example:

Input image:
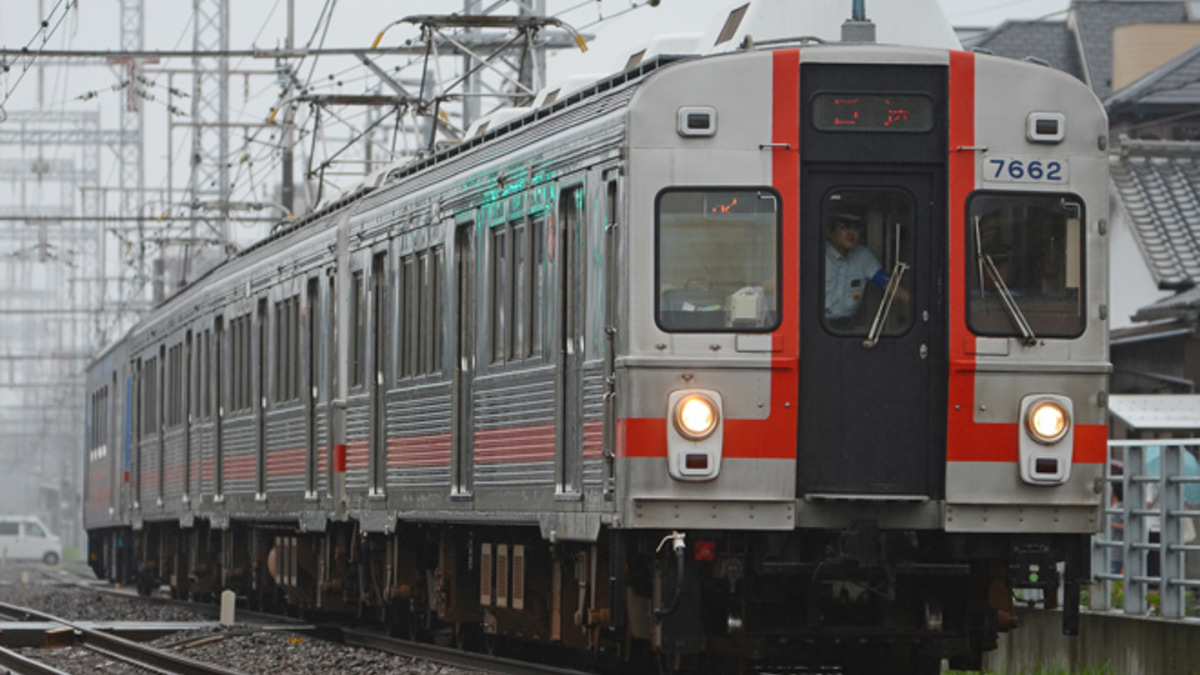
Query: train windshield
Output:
[[656, 188, 781, 332], [820, 189, 916, 337], [967, 193, 1085, 338]]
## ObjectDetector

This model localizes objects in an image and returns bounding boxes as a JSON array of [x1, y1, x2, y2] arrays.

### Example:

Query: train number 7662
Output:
[[985, 157, 1068, 183]]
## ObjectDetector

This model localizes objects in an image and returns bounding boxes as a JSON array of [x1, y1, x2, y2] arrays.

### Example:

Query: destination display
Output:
[[811, 93, 934, 132]]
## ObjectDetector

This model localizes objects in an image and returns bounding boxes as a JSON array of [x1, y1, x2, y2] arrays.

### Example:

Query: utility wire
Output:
[[1, 0, 77, 114]]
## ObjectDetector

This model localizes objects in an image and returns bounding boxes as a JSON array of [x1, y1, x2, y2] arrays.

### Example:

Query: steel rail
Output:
[[0, 601, 251, 675], [85, 587, 589, 675], [0, 646, 75, 675], [339, 627, 594, 675]]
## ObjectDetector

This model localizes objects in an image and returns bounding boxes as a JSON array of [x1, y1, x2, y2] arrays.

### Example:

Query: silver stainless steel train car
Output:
[[85, 4, 1109, 673]]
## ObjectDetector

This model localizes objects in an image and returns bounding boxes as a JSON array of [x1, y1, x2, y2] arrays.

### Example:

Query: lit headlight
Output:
[[674, 394, 719, 441], [1026, 399, 1070, 444]]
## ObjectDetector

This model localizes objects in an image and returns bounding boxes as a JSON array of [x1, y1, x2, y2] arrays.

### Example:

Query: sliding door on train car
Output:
[[305, 278, 320, 498], [256, 299, 268, 498], [797, 171, 946, 499], [369, 253, 388, 495], [556, 184, 585, 498], [452, 223, 476, 498], [214, 316, 225, 498]]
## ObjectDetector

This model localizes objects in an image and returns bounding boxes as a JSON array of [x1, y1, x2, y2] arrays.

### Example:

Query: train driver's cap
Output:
[[829, 212, 864, 232]]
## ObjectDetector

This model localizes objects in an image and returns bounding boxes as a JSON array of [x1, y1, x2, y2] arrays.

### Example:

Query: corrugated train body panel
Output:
[[343, 395, 370, 492], [190, 421, 214, 498], [474, 369, 556, 489], [136, 436, 159, 510], [385, 382, 452, 491], [220, 418, 257, 497], [581, 363, 606, 487], [265, 406, 307, 495], [313, 408, 330, 496], [161, 428, 186, 505]]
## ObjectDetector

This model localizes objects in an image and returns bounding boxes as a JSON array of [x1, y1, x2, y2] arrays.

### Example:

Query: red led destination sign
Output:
[[812, 93, 934, 133]]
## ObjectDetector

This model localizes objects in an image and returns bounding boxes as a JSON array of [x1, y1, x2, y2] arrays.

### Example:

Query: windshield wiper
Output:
[[862, 260, 907, 349], [974, 216, 1037, 346]]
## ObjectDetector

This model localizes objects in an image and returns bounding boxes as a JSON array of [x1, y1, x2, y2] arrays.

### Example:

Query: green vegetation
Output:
[[1087, 580, 1200, 617]]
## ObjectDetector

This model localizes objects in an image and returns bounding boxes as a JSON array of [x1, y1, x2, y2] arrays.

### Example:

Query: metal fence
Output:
[[1090, 440, 1200, 618]]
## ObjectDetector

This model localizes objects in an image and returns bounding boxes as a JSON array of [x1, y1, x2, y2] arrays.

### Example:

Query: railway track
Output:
[[0, 600, 249, 675], [0, 578, 597, 675], [338, 626, 601, 675], [123, 591, 597, 675]]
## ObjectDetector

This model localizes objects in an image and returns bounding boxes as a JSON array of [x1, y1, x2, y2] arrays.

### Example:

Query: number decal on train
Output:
[[985, 157, 1068, 183]]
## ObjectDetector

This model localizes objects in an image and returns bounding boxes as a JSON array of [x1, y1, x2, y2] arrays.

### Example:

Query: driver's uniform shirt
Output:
[[825, 242, 884, 321]]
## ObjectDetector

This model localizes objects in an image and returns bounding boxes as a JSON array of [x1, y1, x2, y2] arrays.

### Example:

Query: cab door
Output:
[[798, 171, 944, 498]]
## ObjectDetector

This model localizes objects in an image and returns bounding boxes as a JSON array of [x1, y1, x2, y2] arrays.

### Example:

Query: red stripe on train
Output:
[[223, 455, 256, 481], [946, 51, 982, 462]]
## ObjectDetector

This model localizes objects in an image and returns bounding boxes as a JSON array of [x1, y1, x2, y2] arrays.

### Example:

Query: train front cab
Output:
[[619, 45, 1108, 672]]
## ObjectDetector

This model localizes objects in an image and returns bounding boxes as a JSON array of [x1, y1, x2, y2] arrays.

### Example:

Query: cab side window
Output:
[[656, 188, 781, 332], [25, 523, 45, 538], [967, 193, 1085, 338]]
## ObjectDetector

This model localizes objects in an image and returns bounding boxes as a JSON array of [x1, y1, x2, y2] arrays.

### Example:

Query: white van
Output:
[[0, 516, 62, 565]]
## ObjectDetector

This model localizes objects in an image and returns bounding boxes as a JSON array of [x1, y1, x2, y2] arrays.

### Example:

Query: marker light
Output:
[[1027, 399, 1070, 444], [674, 394, 719, 441]]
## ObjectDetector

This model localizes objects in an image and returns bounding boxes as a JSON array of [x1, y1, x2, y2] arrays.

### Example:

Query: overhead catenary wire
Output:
[[0, 0, 78, 114]]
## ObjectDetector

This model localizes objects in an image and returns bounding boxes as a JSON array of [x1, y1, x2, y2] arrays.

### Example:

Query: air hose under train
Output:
[[654, 531, 687, 622]]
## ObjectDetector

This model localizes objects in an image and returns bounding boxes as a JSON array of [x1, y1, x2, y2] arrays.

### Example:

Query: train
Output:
[[83, 2, 1111, 673]]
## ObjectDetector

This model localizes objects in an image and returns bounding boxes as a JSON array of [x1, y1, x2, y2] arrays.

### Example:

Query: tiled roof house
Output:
[[965, 1, 1200, 394]]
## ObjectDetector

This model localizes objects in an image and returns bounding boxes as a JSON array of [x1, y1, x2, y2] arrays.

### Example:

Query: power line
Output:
[[0, 0, 76, 111], [0, 41, 582, 61]]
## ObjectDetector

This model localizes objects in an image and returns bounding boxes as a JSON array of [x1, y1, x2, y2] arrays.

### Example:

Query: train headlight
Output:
[[667, 390, 724, 482], [1026, 399, 1070, 444], [674, 394, 719, 441], [1018, 394, 1074, 486]]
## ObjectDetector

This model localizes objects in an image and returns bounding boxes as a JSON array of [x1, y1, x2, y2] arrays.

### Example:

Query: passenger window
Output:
[[419, 251, 433, 374], [967, 193, 1085, 339], [510, 221, 527, 361], [397, 256, 408, 380], [350, 271, 365, 388], [656, 188, 780, 332], [25, 523, 45, 538], [529, 216, 546, 356], [404, 255, 419, 376], [491, 225, 508, 364], [430, 246, 445, 373], [0, 523, 18, 536], [143, 357, 158, 431]]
